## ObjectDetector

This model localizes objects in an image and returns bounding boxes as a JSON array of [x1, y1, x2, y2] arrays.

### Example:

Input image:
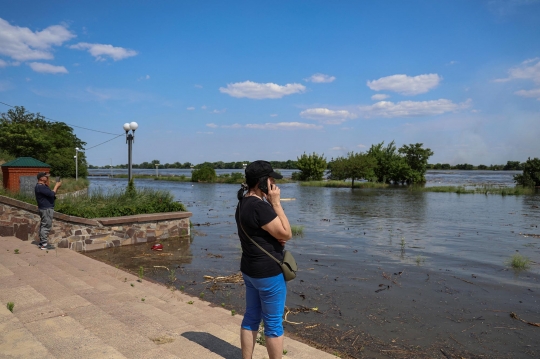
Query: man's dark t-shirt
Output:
[[35, 183, 56, 209], [236, 196, 283, 278]]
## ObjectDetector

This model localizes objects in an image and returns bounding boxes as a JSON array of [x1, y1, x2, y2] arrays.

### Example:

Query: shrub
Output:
[[192, 165, 217, 182], [296, 152, 327, 181], [514, 157, 540, 187]]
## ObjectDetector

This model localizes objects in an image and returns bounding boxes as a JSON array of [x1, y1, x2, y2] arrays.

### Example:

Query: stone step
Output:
[[0, 237, 338, 359]]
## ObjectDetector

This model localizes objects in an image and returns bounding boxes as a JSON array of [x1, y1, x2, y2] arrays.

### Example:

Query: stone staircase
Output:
[[0, 236, 336, 359]]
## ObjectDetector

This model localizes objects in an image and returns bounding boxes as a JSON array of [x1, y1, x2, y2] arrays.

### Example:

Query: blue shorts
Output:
[[241, 272, 286, 337]]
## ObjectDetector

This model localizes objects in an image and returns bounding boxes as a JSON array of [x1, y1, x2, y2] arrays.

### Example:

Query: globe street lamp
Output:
[[123, 122, 139, 182], [74, 147, 83, 180]]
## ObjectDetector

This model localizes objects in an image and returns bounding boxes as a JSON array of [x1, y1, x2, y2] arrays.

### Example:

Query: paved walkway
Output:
[[0, 236, 336, 359]]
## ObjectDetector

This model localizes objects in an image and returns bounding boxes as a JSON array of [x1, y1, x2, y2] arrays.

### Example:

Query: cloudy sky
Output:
[[1, 0, 539, 166]]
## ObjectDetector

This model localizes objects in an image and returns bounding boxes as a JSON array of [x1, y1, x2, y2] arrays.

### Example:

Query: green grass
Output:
[[506, 253, 531, 270], [6, 302, 14, 312], [300, 180, 389, 188], [413, 185, 534, 196], [53, 187, 186, 218], [291, 225, 304, 236]]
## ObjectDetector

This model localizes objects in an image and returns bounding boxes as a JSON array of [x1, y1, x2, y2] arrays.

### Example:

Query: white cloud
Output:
[[212, 109, 226, 114], [0, 18, 75, 61], [69, 42, 137, 61], [357, 144, 366, 148], [270, 114, 278, 117], [201, 105, 207, 110], [194, 84, 203, 88], [245, 122, 322, 130], [196, 131, 213, 134], [0, 59, 7, 68], [28, 62, 68, 74], [367, 74, 442, 95], [331, 146, 346, 151], [187, 107, 195, 110], [515, 88, 540, 100], [299, 108, 357, 124], [495, 58, 540, 83], [371, 94, 389, 101], [206, 123, 218, 128], [219, 81, 306, 99], [359, 99, 471, 118], [305, 73, 336, 83]]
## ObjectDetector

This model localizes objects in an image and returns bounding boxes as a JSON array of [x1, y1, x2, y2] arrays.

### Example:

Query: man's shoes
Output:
[[39, 244, 55, 250]]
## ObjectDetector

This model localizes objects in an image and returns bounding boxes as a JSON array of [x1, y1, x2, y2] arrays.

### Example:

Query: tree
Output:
[[367, 141, 403, 183], [296, 152, 327, 181], [191, 164, 216, 182], [503, 161, 522, 171], [514, 157, 540, 187], [398, 143, 434, 183], [329, 152, 376, 187], [0, 106, 87, 178]]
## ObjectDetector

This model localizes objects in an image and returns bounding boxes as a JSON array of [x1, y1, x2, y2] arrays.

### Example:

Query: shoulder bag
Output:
[[238, 201, 298, 281]]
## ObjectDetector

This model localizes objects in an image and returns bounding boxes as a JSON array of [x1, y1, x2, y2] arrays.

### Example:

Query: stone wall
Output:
[[0, 195, 192, 252]]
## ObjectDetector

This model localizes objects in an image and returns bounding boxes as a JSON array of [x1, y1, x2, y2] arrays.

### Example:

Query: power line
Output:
[[0, 101, 122, 136], [85, 134, 125, 151]]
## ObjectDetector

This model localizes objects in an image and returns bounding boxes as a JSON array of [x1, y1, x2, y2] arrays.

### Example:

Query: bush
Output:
[[191, 165, 217, 182], [514, 157, 540, 187], [296, 152, 327, 181]]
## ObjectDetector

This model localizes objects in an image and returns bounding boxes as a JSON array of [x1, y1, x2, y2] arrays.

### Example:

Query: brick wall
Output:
[[1, 166, 50, 192]]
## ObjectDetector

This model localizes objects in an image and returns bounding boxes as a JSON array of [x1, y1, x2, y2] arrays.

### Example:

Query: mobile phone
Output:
[[258, 176, 269, 194], [56, 176, 61, 182]]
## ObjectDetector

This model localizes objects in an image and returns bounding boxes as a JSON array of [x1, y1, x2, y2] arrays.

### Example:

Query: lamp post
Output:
[[74, 147, 83, 180], [155, 163, 159, 177], [123, 122, 139, 182]]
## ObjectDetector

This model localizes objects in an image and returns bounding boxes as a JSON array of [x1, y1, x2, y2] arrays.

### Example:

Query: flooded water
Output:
[[85, 170, 540, 358]]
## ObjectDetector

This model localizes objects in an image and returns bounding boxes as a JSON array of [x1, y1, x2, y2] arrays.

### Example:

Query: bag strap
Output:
[[237, 200, 283, 266]]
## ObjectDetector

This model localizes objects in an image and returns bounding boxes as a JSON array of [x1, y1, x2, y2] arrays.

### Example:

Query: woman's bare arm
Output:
[[262, 179, 292, 241]]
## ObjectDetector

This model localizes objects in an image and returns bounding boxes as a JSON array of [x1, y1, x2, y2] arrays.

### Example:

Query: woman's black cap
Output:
[[245, 160, 283, 180]]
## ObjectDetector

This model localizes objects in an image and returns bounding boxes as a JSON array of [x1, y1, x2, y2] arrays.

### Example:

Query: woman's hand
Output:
[[265, 178, 281, 207]]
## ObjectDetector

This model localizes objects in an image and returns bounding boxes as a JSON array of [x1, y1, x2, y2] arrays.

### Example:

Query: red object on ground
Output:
[[151, 243, 163, 251]]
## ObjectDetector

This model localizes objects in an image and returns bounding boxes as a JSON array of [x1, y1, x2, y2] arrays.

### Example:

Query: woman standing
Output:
[[235, 160, 292, 359]]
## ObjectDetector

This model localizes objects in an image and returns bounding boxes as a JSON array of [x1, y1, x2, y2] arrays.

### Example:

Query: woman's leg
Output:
[[240, 328, 258, 359], [241, 273, 262, 358], [258, 274, 287, 359]]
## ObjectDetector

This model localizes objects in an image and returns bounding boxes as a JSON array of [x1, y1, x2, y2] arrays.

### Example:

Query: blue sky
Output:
[[1, 0, 539, 166]]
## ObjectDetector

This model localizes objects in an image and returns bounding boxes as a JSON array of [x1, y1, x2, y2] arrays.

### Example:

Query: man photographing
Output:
[[35, 172, 62, 250]]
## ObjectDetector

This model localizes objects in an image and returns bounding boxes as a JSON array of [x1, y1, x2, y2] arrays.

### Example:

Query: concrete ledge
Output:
[[95, 211, 192, 225], [0, 195, 192, 251]]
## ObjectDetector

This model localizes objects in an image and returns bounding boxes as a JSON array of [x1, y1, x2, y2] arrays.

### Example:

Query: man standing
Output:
[[35, 172, 62, 250]]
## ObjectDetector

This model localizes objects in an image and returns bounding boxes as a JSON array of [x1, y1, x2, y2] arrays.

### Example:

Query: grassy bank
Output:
[[300, 180, 389, 188], [56, 187, 186, 218], [412, 185, 535, 196]]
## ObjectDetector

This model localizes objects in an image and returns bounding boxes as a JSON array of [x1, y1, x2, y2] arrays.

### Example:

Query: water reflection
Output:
[[85, 236, 193, 274]]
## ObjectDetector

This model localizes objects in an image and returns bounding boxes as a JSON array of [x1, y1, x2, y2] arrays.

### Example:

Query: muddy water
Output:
[[85, 173, 540, 358]]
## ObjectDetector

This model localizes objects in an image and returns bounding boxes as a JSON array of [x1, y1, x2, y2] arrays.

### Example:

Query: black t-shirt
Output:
[[235, 196, 283, 278]]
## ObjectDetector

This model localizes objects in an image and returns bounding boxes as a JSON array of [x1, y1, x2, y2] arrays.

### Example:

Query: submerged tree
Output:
[[295, 152, 327, 181], [367, 141, 434, 184], [513, 157, 540, 187], [329, 152, 377, 187]]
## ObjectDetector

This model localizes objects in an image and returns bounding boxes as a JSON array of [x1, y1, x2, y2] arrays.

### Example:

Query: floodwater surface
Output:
[[85, 171, 540, 358]]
